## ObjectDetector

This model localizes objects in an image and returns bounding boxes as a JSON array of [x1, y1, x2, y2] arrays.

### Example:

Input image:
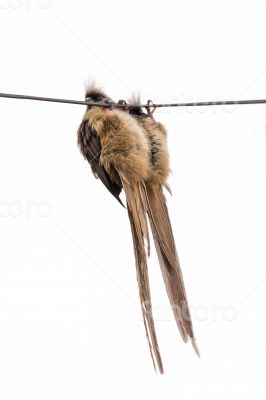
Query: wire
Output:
[[0, 92, 96, 106], [154, 99, 266, 107], [1, 92, 266, 109]]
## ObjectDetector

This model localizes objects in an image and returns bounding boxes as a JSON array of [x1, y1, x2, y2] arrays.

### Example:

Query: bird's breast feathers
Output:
[[84, 107, 169, 185]]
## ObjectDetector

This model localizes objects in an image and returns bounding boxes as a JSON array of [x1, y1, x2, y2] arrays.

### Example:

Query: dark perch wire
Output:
[[1, 92, 266, 108]]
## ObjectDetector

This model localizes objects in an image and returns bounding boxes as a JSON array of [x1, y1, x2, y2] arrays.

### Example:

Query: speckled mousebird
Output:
[[77, 83, 199, 373]]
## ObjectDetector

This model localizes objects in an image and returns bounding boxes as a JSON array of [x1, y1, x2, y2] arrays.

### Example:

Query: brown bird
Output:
[[77, 84, 199, 373]]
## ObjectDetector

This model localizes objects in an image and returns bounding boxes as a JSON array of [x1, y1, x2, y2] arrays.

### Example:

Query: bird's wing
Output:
[[144, 183, 199, 355], [77, 120, 124, 206], [122, 178, 164, 373]]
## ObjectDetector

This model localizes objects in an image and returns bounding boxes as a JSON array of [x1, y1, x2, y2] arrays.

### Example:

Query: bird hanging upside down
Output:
[[77, 84, 199, 373]]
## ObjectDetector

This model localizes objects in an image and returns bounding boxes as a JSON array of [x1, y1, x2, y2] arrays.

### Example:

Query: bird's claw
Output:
[[145, 100, 157, 118]]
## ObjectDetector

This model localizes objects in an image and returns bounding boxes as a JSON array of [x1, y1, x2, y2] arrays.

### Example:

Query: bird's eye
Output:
[[85, 94, 104, 103], [95, 95, 103, 101]]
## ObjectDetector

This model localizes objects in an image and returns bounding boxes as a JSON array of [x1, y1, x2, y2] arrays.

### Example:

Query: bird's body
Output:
[[77, 85, 198, 373]]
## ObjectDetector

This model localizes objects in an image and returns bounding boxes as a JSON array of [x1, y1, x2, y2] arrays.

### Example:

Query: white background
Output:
[[0, 1, 266, 399]]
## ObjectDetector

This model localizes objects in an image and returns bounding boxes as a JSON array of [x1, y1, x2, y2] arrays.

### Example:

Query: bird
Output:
[[77, 83, 199, 373]]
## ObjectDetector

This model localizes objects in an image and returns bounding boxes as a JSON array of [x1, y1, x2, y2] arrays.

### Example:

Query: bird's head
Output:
[[85, 83, 113, 110], [127, 93, 148, 117]]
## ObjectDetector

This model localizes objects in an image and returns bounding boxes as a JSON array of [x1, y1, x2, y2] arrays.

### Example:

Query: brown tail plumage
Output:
[[123, 178, 199, 374], [144, 183, 200, 356], [123, 179, 164, 374]]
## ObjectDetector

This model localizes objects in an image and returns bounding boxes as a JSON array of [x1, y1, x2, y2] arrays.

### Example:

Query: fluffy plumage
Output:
[[77, 85, 198, 373], [87, 107, 151, 184]]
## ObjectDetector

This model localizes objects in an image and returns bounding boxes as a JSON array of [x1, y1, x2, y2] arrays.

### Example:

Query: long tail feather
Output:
[[122, 178, 164, 373], [143, 183, 199, 356]]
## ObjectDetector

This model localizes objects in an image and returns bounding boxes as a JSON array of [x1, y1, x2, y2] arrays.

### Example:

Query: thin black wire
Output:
[[1, 92, 266, 108]]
